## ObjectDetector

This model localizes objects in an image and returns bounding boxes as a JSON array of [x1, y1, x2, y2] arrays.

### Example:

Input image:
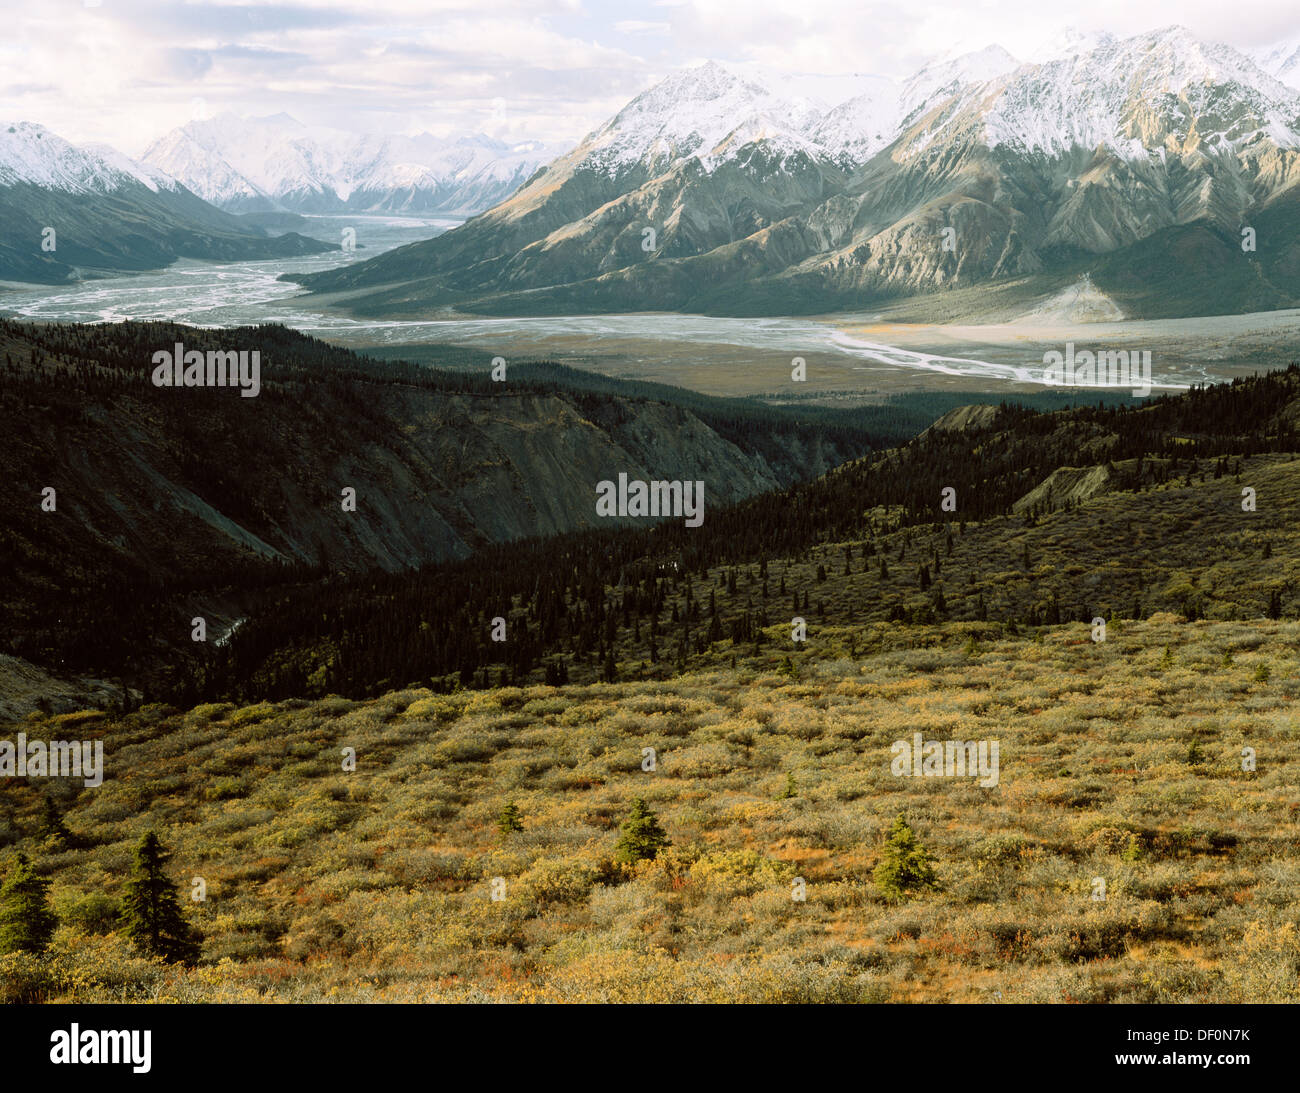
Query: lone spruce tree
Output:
[[873, 814, 938, 902], [120, 832, 200, 964], [0, 853, 57, 954], [613, 797, 670, 865], [497, 800, 524, 836], [39, 795, 71, 848]]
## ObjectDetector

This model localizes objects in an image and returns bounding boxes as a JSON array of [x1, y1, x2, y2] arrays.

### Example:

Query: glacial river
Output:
[[0, 213, 1225, 392]]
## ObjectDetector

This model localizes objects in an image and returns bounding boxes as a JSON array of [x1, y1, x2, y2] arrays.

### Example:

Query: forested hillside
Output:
[[0, 320, 886, 695], [192, 366, 1300, 703]]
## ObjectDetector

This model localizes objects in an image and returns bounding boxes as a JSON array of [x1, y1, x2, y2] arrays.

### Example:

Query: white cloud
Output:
[[5, 0, 1300, 156]]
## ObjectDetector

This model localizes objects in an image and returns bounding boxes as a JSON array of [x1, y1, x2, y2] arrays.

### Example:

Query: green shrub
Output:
[[0, 950, 53, 1003], [53, 891, 120, 935]]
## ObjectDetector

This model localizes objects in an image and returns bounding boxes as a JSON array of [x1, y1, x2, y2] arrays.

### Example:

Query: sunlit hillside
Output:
[[3, 615, 1297, 1003]]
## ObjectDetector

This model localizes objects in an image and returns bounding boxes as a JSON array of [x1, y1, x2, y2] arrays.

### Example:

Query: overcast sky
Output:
[[5, 0, 1300, 155]]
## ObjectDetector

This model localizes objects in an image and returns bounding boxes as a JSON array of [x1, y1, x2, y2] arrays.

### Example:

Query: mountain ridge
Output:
[[287, 27, 1300, 320]]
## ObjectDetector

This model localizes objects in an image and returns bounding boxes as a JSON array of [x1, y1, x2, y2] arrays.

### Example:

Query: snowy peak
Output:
[[900, 44, 1021, 116], [1113, 25, 1296, 98], [586, 60, 825, 173], [811, 78, 904, 163], [550, 28, 1300, 190], [572, 47, 1022, 177], [1253, 38, 1300, 91], [902, 26, 1300, 160], [1033, 28, 1117, 63], [144, 113, 339, 206], [0, 122, 179, 194], [139, 126, 265, 205]]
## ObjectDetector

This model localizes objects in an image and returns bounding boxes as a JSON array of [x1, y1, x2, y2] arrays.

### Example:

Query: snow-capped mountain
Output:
[[291, 26, 1300, 320], [0, 122, 182, 194], [898, 44, 1021, 118], [579, 60, 830, 177], [559, 54, 1020, 179], [1032, 28, 1118, 63], [0, 121, 333, 283], [143, 113, 563, 216], [971, 26, 1300, 156], [1254, 38, 1300, 90]]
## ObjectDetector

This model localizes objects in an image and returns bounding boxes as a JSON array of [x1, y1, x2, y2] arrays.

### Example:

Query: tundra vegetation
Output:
[[1, 613, 1297, 1003]]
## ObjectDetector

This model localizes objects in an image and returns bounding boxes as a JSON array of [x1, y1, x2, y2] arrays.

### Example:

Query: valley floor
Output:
[[3, 616, 1298, 1003], [342, 305, 1300, 404]]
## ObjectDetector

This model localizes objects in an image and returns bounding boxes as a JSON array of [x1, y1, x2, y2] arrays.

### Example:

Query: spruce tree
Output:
[[39, 795, 71, 847], [873, 815, 938, 902], [613, 798, 670, 865], [497, 801, 524, 836], [119, 832, 200, 964], [0, 853, 56, 955]]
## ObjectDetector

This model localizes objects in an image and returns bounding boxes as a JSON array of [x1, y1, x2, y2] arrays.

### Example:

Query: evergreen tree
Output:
[[873, 814, 938, 902], [39, 795, 71, 847], [613, 798, 670, 865], [497, 801, 524, 835], [119, 832, 201, 964], [0, 853, 56, 955]]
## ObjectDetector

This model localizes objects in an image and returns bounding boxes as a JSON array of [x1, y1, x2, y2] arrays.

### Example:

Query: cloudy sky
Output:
[[5, 0, 1300, 154]]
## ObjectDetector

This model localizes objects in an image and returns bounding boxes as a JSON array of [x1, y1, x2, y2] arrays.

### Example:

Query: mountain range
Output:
[[290, 26, 1300, 320], [0, 122, 336, 283], [0, 115, 562, 283], [142, 112, 564, 216]]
